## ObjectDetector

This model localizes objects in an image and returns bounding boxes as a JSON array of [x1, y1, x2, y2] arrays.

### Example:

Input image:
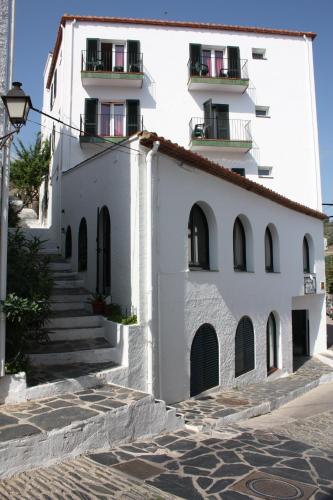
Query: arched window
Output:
[[65, 226, 72, 259], [303, 236, 310, 273], [267, 313, 278, 374], [235, 316, 254, 377], [188, 204, 209, 269], [233, 217, 246, 271], [78, 218, 88, 272], [190, 323, 219, 396], [265, 227, 273, 272]]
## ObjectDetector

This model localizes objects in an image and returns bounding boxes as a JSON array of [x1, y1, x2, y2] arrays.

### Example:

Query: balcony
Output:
[[188, 57, 249, 93], [79, 113, 143, 147], [304, 274, 317, 294], [81, 50, 144, 88], [189, 117, 252, 153]]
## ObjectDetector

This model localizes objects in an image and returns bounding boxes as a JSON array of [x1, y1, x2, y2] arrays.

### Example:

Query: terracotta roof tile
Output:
[[46, 15, 316, 88], [139, 132, 326, 221]]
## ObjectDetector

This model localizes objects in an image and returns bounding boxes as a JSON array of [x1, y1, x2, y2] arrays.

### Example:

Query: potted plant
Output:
[[89, 293, 106, 315]]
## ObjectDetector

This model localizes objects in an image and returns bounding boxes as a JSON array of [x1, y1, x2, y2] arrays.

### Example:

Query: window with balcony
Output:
[[84, 39, 142, 73], [81, 99, 141, 140], [189, 44, 244, 78]]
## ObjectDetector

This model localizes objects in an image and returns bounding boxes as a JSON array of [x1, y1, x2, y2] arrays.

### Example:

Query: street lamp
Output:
[[1, 81, 31, 129], [0, 81, 32, 377]]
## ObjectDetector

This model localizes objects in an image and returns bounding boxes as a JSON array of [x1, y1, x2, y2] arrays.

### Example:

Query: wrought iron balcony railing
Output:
[[188, 57, 248, 80], [80, 113, 143, 138], [81, 50, 143, 73], [190, 117, 252, 142]]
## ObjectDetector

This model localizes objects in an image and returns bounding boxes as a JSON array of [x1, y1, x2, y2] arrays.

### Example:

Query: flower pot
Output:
[[92, 302, 105, 315]]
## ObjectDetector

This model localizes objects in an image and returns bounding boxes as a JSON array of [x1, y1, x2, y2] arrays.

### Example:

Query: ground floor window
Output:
[[267, 313, 278, 374], [235, 316, 254, 377]]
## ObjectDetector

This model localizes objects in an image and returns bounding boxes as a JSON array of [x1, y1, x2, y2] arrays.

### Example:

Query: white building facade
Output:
[[39, 16, 326, 403]]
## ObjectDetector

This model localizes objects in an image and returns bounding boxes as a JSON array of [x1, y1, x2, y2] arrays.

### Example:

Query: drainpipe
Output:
[[146, 140, 160, 394]]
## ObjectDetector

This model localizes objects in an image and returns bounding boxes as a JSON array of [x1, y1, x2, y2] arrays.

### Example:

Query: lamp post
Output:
[[0, 82, 31, 377]]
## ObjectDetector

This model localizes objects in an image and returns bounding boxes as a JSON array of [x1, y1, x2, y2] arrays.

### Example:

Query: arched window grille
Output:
[[265, 227, 274, 272], [303, 236, 310, 273], [188, 204, 209, 269], [233, 217, 246, 271], [78, 218, 88, 272], [235, 316, 255, 377], [65, 226, 72, 259], [190, 323, 219, 396]]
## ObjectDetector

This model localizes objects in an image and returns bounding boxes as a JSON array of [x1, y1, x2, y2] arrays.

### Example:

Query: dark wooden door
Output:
[[190, 324, 219, 397], [292, 310, 309, 357]]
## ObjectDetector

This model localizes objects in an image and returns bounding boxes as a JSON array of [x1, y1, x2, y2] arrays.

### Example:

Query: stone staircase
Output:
[[26, 255, 122, 397]]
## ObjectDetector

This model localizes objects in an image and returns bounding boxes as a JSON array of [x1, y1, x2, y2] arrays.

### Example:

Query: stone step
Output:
[[48, 312, 103, 330], [50, 300, 88, 312], [54, 279, 84, 288], [49, 326, 105, 342], [48, 261, 72, 272], [0, 384, 181, 479], [50, 291, 90, 303], [50, 271, 78, 279], [28, 338, 113, 366]]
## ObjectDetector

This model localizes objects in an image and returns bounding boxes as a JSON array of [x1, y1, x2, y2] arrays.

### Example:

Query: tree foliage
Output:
[[10, 133, 50, 212]]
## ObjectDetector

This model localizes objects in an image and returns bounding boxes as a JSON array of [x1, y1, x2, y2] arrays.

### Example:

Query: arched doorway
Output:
[[190, 323, 219, 397], [97, 206, 111, 294]]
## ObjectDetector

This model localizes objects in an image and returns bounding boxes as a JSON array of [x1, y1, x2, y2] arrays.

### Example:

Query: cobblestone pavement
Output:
[[1, 425, 333, 499], [173, 358, 333, 428], [0, 385, 148, 442]]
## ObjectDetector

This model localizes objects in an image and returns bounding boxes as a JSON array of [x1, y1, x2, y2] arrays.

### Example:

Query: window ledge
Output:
[[234, 269, 255, 273], [187, 268, 219, 273], [265, 271, 281, 274], [259, 176, 274, 179], [256, 115, 271, 119]]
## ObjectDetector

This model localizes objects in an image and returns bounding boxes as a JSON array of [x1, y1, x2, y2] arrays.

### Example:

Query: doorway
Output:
[[292, 310, 309, 369], [190, 324, 219, 397], [96, 206, 111, 295]]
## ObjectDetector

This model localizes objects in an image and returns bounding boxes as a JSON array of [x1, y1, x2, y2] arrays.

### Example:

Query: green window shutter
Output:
[[227, 46, 241, 78], [189, 44, 201, 75], [53, 69, 57, 98], [84, 98, 98, 136], [126, 100, 140, 136], [127, 40, 141, 72], [203, 99, 212, 138], [214, 104, 230, 140], [86, 39, 99, 70]]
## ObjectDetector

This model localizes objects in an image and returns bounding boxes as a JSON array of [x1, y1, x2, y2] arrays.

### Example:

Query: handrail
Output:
[[190, 117, 252, 141], [81, 50, 143, 73], [188, 57, 248, 79]]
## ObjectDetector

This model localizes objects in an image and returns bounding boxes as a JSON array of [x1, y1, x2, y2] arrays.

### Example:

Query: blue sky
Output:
[[13, 0, 333, 209]]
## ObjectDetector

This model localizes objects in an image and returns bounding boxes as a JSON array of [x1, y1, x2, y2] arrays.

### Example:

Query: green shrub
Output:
[[106, 303, 137, 325], [2, 230, 53, 373]]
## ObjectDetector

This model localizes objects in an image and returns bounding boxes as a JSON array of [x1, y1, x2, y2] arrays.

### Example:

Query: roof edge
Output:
[[46, 14, 316, 89], [139, 132, 326, 222]]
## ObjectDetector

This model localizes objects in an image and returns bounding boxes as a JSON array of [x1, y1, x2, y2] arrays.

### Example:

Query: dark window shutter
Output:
[[190, 323, 219, 396], [233, 217, 246, 271], [65, 226, 72, 259], [53, 69, 57, 99], [84, 98, 98, 136], [126, 100, 140, 135], [78, 218, 88, 272], [86, 39, 98, 70], [203, 99, 213, 139], [227, 46, 241, 78], [189, 43, 201, 75], [265, 227, 274, 272], [214, 104, 230, 140], [127, 40, 140, 72], [235, 316, 254, 377], [303, 236, 310, 273]]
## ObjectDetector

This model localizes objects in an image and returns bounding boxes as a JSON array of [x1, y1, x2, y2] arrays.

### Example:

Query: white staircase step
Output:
[[48, 262, 72, 272], [50, 301, 87, 312], [50, 271, 78, 278], [49, 326, 105, 341], [50, 292, 90, 303], [54, 279, 84, 288], [48, 313, 102, 329]]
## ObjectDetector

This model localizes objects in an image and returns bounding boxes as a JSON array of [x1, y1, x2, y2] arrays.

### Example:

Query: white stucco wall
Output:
[[150, 149, 325, 403]]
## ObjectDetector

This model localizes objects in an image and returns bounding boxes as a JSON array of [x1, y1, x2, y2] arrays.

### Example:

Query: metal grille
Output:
[[235, 316, 255, 377], [190, 323, 219, 397]]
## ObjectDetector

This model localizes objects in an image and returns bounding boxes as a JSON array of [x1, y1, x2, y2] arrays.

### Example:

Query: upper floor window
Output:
[[252, 48, 266, 60], [233, 217, 246, 271], [265, 227, 274, 272], [258, 166, 273, 178], [303, 236, 310, 273], [189, 44, 242, 79], [188, 204, 209, 270], [84, 39, 142, 73], [255, 106, 270, 118]]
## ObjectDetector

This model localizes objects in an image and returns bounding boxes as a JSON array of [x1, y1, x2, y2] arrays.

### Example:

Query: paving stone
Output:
[[0, 414, 18, 426], [167, 438, 197, 452], [183, 466, 212, 476], [196, 476, 214, 490], [148, 473, 204, 499], [281, 457, 311, 470], [45, 400, 76, 409], [181, 445, 211, 460], [207, 479, 235, 494], [0, 424, 41, 442], [87, 452, 120, 466], [242, 452, 280, 467], [212, 463, 252, 477], [182, 453, 220, 470], [112, 458, 164, 480], [261, 466, 316, 485], [217, 451, 241, 463], [310, 457, 333, 480], [78, 394, 107, 403], [29, 406, 99, 431]]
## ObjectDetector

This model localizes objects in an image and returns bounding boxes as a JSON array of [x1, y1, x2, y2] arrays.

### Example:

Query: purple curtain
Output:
[[202, 50, 211, 76], [215, 51, 224, 77], [115, 45, 124, 69], [114, 104, 124, 136], [100, 104, 110, 136]]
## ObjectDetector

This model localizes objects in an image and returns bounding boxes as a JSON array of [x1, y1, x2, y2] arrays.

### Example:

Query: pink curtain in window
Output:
[[202, 50, 211, 76], [100, 104, 110, 136], [115, 46, 124, 69], [215, 51, 224, 77], [114, 104, 124, 136]]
